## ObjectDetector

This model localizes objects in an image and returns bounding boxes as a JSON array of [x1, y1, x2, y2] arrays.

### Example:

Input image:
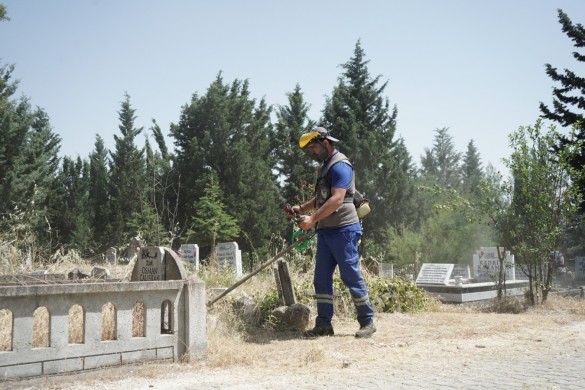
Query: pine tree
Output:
[[171, 74, 282, 256], [322, 41, 415, 245], [461, 140, 484, 197], [420, 127, 462, 189], [539, 9, 585, 209], [88, 135, 110, 249], [108, 93, 145, 246], [8, 108, 61, 254], [272, 84, 316, 205], [50, 156, 92, 253], [539, 9, 585, 130], [147, 120, 184, 247], [185, 171, 239, 262]]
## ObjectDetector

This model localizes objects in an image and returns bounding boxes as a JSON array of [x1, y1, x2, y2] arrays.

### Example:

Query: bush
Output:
[[367, 277, 433, 313]]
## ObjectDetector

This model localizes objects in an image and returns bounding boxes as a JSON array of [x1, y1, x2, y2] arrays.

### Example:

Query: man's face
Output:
[[305, 139, 329, 162]]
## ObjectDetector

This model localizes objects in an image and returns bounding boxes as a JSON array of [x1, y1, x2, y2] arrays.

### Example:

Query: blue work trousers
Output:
[[313, 227, 374, 327]]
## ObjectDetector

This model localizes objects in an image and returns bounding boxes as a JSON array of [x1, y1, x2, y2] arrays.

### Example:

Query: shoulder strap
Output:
[[320, 152, 352, 178]]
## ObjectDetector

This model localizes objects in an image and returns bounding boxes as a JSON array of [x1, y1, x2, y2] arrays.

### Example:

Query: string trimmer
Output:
[[207, 204, 315, 307]]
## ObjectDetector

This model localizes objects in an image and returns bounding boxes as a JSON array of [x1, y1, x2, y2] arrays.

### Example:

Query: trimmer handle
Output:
[[284, 203, 304, 223]]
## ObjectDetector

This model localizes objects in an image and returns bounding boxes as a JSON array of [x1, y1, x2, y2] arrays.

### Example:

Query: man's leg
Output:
[[313, 233, 337, 328], [331, 230, 375, 328]]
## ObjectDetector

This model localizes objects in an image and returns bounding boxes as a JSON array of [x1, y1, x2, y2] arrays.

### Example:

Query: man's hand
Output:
[[298, 214, 316, 231]]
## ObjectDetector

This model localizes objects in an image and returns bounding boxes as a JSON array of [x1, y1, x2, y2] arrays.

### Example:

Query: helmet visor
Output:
[[299, 131, 320, 149]]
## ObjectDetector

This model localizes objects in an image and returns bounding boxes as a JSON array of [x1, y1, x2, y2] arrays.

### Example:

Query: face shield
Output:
[[299, 131, 329, 162]]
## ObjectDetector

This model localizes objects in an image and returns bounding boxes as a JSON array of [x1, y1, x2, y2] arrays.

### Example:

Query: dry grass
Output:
[[0, 309, 12, 352]]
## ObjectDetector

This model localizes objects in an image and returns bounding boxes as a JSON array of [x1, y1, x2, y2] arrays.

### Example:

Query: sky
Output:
[[2, 0, 585, 175]]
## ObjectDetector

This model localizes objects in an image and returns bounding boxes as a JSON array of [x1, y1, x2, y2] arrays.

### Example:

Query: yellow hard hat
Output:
[[298, 127, 339, 148]]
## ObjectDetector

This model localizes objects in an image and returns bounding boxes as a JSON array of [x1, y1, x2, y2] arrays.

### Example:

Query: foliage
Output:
[[503, 120, 581, 304], [272, 84, 316, 204], [256, 289, 282, 326], [107, 93, 145, 247], [420, 127, 462, 189], [367, 277, 433, 313], [171, 74, 283, 257], [540, 9, 585, 212], [185, 170, 240, 259], [321, 40, 416, 251]]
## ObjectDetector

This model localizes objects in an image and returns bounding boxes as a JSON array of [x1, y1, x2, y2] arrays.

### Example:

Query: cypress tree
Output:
[[108, 93, 145, 246], [420, 127, 462, 189], [461, 140, 484, 197], [272, 84, 317, 206], [171, 74, 282, 257], [88, 135, 110, 249], [322, 41, 415, 245]]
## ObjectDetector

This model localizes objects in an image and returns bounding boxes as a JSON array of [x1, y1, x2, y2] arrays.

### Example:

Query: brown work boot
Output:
[[355, 323, 376, 338], [302, 325, 334, 338]]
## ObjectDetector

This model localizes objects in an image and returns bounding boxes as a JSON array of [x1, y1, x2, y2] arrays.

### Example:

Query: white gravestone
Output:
[[106, 247, 117, 265], [180, 244, 200, 270], [575, 256, 585, 280], [416, 263, 454, 285], [136, 246, 166, 281], [473, 247, 516, 280], [217, 242, 242, 278]]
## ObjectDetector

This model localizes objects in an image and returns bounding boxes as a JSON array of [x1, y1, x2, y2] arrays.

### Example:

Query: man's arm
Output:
[[298, 187, 346, 230]]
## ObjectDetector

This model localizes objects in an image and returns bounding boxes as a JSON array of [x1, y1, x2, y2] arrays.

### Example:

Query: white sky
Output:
[[2, 0, 585, 175]]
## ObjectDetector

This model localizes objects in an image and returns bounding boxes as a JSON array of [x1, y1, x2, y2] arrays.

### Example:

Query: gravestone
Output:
[[134, 246, 166, 281], [216, 242, 242, 278], [575, 256, 585, 281], [127, 237, 143, 260], [180, 244, 200, 270], [415, 263, 454, 285], [273, 259, 296, 306], [91, 267, 111, 279], [451, 264, 471, 279], [106, 247, 117, 265], [473, 247, 516, 280]]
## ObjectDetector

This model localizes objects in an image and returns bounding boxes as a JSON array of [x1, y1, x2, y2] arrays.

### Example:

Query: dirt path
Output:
[[9, 298, 585, 390]]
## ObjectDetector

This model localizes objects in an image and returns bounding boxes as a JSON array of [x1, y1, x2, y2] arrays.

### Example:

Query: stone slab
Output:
[[416, 263, 454, 285]]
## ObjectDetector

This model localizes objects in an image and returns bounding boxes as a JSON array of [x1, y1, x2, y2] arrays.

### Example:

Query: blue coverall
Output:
[[313, 159, 375, 328]]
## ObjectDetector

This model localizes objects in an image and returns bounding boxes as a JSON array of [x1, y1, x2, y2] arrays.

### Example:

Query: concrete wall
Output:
[[0, 249, 207, 380]]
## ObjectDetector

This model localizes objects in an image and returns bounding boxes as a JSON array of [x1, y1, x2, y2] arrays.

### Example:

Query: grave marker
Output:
[[134, 246, 166, 281], [180, 244, 200, 270], [106, 247, 117, 265], [473, 247, 517, 280], [217, 242, 242, 278], [415, 263, 454, 285], [575, 256, 585, 281]]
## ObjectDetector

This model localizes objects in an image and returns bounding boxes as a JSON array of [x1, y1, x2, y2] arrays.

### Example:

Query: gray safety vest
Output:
[[315, 152, 359, 229]]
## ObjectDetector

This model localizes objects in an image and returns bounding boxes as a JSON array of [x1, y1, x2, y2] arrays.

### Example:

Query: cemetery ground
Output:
[[4, 255, 585, 389], [11, 296, 585, 390]]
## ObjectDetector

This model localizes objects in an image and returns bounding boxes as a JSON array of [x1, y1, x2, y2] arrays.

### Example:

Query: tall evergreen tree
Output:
[[88, 135, 110, 249], [322, 41, 415, 245], [420, 127, 462, 189], [185, 170, 240, 261], [8, 108, 61, 253], [50, 156, 91, 252], [539, 9, 585, 209], [171, 74, 282, 256], [147, 120, 184, 248], [107, 93, 145, 246], [272, 84, 316, 214], [461, 140, 484, 197]]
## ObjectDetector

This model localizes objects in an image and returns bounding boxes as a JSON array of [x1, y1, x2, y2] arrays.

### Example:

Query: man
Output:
[[290, 127, 376, 339]]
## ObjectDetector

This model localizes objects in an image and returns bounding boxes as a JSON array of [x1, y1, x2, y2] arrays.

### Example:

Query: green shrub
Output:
[[367, 277, 433, 313]]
